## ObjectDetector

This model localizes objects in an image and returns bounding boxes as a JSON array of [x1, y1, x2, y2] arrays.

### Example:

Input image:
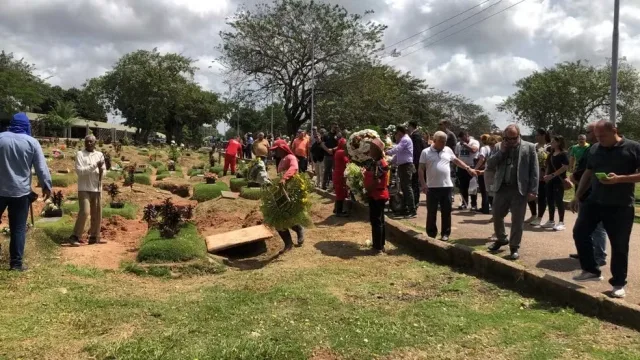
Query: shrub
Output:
[[229, 178, 248, 192], [187, 168, 204, 177], [61, 202, 137, 220], [133, 173, 151, 185], [149, 161, 163, 168], [137, 223, 206, 262], [210, 165, 224, 175], [153, 182, 190, 198], [142, 198, 194, 238], [50, 174, 77, 187], [155, 173, 170, 181], [192, 182, 229, 202], [240, 187, 262, 200], [155, 164, 167, 173]]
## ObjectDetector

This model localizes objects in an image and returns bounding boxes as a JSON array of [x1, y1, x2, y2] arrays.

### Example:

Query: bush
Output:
[[187, 168, 204, 177], [240, 187, 262, 200], [155, 173, 170, 181], [229, 178, 248, 192], [192, 182, 229, 202], [155, 164, 167, 173], [61, 202, 137, 220], [105, 171, 122, 181], [137, 223, 205, 263], [133, 173, 151, 185], [210, 165, 224, 175], [50, 174, 77, 187], [149, 161, 163, 168], [153, 182, 191, 198]]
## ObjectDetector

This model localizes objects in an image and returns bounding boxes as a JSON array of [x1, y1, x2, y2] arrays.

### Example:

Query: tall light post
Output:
[[310, 36, 315, 134], [271, 92, 274, 136], [610, 0, 620, 125]]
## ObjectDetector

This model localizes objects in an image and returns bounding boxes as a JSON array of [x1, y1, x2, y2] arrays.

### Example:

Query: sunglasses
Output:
[[505, 136, 519, 141]]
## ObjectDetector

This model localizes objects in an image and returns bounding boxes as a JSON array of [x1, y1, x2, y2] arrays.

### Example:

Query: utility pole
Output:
[[310, 36, 315, 134], [271, 92, 274, 136], [610, 0, 620, 125]]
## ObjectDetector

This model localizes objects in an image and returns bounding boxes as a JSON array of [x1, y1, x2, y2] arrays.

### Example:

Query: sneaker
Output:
[[530, 218, 542, 226], [68, 235, 81, 247], [507, 251, 519, 261], [488, 240, 509, 253], [471, 206, 478, 212], [525, 215, 537, 223], [572, 271, 603, 282], [457, 204, 467, 210], [541, 221, 555, 229], [611, 286, 626, 298], [440, 235, 449, 242], [553, 222, 566, 231]]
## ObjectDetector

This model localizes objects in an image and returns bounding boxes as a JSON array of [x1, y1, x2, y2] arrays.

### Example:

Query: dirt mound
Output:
[[195, 198, 262, 236], [100, 215, 148, 249]]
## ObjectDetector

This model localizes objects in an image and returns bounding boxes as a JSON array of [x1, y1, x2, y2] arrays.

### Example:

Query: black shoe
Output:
[[294, 227, 305, 246], [88, 237, 107, 245], [471, 206, 478, 212], [9, 265, 28, 272], [597, 260, 607, 267], [440, 235, 450, 242], [488, 240, 509, 253], [404, 212, 417, 219], [336, 212, 349, 218], [457, 205, 467, 210], [569, 253, 579, 259]]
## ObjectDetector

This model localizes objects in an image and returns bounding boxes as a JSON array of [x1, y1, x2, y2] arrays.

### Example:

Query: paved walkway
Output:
[[403, 194, 640, 304]]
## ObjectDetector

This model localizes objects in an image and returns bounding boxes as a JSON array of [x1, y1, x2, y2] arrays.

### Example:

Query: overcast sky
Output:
[[2, 0, 639, 132]]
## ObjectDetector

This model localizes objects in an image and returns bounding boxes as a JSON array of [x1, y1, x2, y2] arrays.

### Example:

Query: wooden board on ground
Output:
[[221, 191, 239, 199], [206, 225, 272, 252]]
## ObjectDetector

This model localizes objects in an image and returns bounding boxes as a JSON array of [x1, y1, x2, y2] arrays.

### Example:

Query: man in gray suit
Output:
[[486, 124, 539, 260]]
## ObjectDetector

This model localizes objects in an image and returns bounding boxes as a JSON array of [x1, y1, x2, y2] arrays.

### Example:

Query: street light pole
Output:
[[310, 36, 315, 134], [610, 0, 620, 125], [271, 92, 274, 136]]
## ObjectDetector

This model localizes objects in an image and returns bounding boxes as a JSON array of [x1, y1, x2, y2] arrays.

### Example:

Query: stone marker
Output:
[[221, 191, 239, 199], [206, 225, 272, 252]]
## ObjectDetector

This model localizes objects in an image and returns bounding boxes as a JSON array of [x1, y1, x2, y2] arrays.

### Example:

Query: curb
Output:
[[314, 188, 640, 331]]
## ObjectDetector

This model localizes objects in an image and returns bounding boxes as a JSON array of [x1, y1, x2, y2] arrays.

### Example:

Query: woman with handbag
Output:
[[541, 135, 570, 231]]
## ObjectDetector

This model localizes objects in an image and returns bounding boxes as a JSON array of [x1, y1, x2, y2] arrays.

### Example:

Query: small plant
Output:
[[123, 164, 136, 188], [52, 191, 64, 208], [168, 146, 181, 162], [42, 191, 64, 217], [107, 183, 124, 208], [104, 152, 112, 170], [142, 198, 194, 238], [204, 172, 218, 184], [120, 137, 130, 146], [167, 160, 176, 171]]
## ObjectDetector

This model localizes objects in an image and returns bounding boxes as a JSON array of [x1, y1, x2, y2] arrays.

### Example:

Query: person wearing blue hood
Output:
[[0, 112, 52, 271]]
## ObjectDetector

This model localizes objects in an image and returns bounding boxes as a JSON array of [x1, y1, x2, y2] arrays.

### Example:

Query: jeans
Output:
[[296, 156, 308, 173], [0, 195, 30, 268], [528, 180, 547, 217], [411, 169, 421, 208], [493, 186, 528, 250], [546, 180, 565, 222], [322, 156, 334, 189], [368, 198, 386, 250], [397, 163, 416, 213], [478, 175, 490, 213], [573, 202, 634, 287], [426, 187, 453, 238], [457, 168, 477, 208]]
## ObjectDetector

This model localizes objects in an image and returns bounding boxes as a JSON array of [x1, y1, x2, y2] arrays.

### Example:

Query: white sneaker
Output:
[[530, 218, 542, 226], [541, 221, 555, 229], [525, 215, 537, 223], [553, 222, 566, 231], [612, 286, 626, 298], [573, 271, 603, 282]]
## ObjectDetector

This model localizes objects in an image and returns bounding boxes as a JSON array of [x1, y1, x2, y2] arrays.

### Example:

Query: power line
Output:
[[386, 0, 526, 64], [378, 0, 494, 55], [387, 0, 504, 58]]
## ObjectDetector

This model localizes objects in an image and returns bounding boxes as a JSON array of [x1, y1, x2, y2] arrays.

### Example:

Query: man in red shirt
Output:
[[223, 136, 243, 176]]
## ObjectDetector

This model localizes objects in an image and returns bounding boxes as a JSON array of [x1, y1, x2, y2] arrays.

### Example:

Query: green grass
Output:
[[105, 170, 122, 181], [149, 161, 163, 169], [155, 172, 170, 181], [187, 168, 204, 177], [133, 173, 151, 185], [61, 202, 137, 220], [50, 174, 77, 187], [240, 186, 262, 200], [136, 223, 206, 263], [230, 178, 248, 192], [192, 182, 229, 201], [37, 216, 75, 244], [210, 165, 224, 175]]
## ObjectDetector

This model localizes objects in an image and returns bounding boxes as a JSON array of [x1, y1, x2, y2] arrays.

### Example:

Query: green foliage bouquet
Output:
[[260, 174, 312, 230], [345, 163, 366, 202]]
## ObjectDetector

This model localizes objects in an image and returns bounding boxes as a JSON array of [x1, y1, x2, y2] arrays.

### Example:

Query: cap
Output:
[[269, 139, 287, 150]]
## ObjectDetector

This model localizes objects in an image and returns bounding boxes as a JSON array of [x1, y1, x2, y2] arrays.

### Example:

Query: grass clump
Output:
[[50, 174, 77, 187], [229, 178, 248, 192], [210, 165, 224, 175], [105, 171, 122, 181], [137, 223, 206, 263], [133, 173, 151, 185], [62, 202, 137, 220], [187, 168, 204, 177], [192, 182, 229, 202], [37, 217, 74, 244], [149, 161, 163, 168], [240, 187, 262, 200], [155, 172, 170, 181]]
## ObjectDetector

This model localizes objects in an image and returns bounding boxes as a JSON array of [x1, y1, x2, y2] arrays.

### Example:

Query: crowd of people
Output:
[[0, 110, 639, 299]]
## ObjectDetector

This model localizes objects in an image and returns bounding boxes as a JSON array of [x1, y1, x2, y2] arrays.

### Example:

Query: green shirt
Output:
[[569, 144, 590, 163]]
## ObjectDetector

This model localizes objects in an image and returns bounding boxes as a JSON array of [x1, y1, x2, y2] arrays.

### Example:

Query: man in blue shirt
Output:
[[0, 113, 52, 271]]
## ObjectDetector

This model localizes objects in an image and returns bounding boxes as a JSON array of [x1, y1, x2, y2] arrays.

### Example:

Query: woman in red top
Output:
[[270, 140, 305, 253], [364, 139, 390, 254], [332, 138, 350, 217], [223, 136, 243, 176]]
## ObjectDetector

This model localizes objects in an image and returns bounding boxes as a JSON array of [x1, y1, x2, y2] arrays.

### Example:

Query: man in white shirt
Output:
[[455, 131, 480, 210], [419, 131, 476, 241], [69, 135, 106, 246]]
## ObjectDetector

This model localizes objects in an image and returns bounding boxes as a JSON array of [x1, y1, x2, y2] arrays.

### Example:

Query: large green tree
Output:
[[43, 100, 77, 136], [97, 48, 198, 142], [218, 0, 386, 134], [0, 51, 46, 114], [499, 60, 640, 139]]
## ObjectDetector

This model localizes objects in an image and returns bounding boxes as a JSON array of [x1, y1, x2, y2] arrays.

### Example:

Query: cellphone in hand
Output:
[[595, 172, 609, 180]]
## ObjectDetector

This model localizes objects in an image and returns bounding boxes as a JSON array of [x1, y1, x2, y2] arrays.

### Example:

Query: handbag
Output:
[[548, 153, 573, 190]]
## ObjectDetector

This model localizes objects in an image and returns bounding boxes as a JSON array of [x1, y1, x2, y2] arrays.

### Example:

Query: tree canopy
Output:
[[0, 51, 46, 114]]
